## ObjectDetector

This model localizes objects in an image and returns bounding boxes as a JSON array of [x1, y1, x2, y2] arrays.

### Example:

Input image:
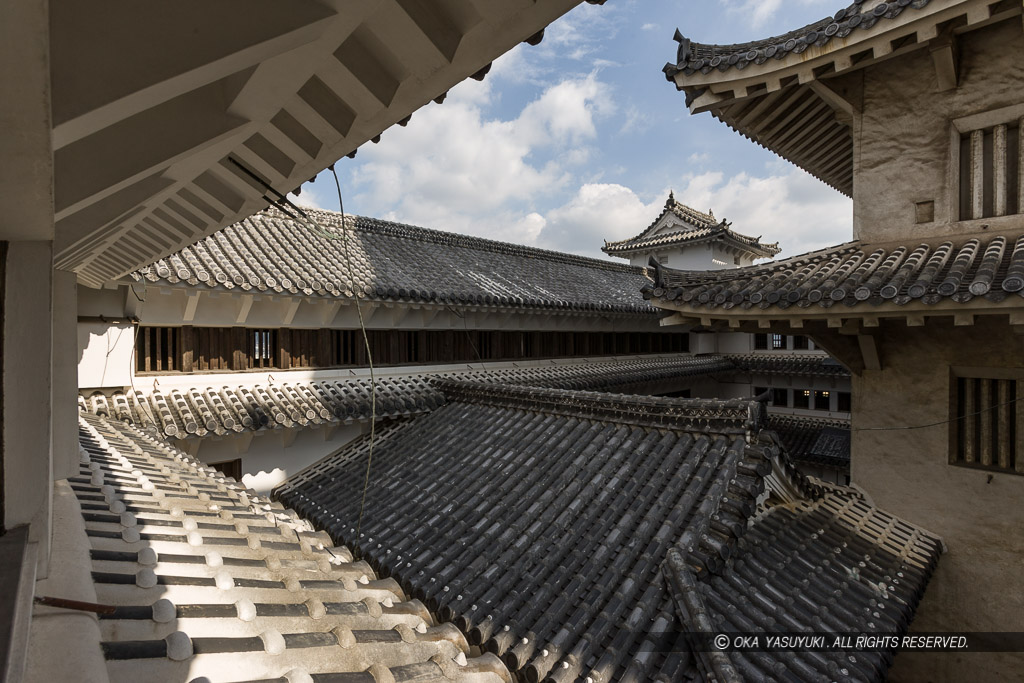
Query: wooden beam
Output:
[[906, 314, 926, 327], [321, 300, 341, 326], [857, 334, 881, 371], [808, 80, 854, 125], [282, 299, 301, 325], [235, 294, 254, 324], [183, 291, 200, 322], [929, 31, 959, 92], [658, 312, 693, 327]]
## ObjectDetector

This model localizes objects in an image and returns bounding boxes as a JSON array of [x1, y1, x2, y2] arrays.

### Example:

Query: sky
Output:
[[292, 0, 852, 262]]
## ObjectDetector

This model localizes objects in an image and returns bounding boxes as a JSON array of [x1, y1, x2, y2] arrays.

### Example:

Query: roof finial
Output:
[[667, 190, 675, 207]]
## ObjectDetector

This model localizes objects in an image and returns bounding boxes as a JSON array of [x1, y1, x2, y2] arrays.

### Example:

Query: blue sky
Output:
[[295, 0, 852, 261]]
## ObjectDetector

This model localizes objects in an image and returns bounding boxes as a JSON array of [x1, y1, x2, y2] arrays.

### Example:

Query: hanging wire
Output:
[[226, 157, 378, 536], [851, 393, 1024, 432], [128, 323, 158, 426], [445, 304, 490, 373]]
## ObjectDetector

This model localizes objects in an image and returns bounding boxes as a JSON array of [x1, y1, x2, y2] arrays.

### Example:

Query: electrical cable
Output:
[[446, 304, 490, 373], [225, 156, 379, 536], [851, 393, 1024, 432], [128, 323, 158, 427]]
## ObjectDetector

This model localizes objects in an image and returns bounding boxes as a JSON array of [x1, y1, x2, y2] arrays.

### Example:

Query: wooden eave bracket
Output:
[[857, 333, 882, 372], [929, 26, 960, 92], [808, 80, 855, 127]]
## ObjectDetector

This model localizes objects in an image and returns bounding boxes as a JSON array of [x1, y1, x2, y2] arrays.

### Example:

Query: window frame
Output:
[[948, 366, 1024, 476], [949, 103, 1024, 224]]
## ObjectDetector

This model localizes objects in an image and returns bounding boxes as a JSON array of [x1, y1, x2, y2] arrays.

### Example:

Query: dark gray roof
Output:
[[767, 414, 851, 469], [729, 353, 850, 378], [274, 381, 940, 682], [73, 411, 509, 682], [81, 355, 735, 438], [666, 489, 938, 682], [134, 207, 657, 316], [664, 1, 935, 80], [603, 194, 779, 259], [644, 233, 1024, 314]]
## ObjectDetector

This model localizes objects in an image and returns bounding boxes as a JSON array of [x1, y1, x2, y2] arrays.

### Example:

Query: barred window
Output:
[[951, 376, 1023, 474], [134, 326, 691, 374], [135, 326, 179, 372], [957, 117, 1021, 220]]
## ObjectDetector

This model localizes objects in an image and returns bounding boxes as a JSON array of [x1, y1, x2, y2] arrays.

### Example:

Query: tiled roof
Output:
[[73, 411, 509, 683], [664, 1, 935, 79], [767, 414, 851, 469], [275, 381, 940, 682], [729, 353, 850, 378], [666, 491, 939, 682], [603, 194, 780, 259], [133, 208, 656, 315], [80, 355, 736, 438], [644, 233, 1024, 315]]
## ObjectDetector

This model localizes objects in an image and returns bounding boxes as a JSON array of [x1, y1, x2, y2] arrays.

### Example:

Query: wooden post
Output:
[[181, 326, 194, 372]]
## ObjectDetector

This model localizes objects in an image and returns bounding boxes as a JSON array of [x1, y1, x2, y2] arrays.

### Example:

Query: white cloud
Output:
[[289, 183, 329, 211], [529, 167, 851, 261], [672, 167, 852, 258], [687, 152, 710, 164], [722, 0, 835, 30], [619, 106, 650, 135], [344, 73, 614, 244], [641, 23, 658, 31], [535, 183, 665, 258]]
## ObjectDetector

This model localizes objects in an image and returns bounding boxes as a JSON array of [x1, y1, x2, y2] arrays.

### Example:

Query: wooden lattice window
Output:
[[951, 376, 1024, 474], [957, 116, 1022, 220], [136, 326, 179, 372]]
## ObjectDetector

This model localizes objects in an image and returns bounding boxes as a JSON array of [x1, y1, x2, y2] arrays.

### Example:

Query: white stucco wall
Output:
[[178, 422, 366, 494], [854, 20, 1024, 242], [78, 322, 135, 389]]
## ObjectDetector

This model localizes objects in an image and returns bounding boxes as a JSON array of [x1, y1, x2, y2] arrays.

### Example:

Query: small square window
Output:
[[915, 200, 935, 224], [771, 334, 786, 350], [754, 334, 768, 350]]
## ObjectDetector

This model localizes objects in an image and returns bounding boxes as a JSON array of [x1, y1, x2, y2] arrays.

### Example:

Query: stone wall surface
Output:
[[852, 318, 1024, 682]]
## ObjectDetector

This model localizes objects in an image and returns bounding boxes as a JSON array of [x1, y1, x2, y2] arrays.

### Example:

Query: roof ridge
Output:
[[431, 378, 766, 435], [665, 1, 936, 78], [281, 206, 644, 274], [604, 194, 720, 250]]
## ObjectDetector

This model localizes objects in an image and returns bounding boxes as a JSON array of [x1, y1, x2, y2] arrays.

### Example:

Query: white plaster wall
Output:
[[853, 319, 1024, 682], [4, 242, 54, 573], [716, 332, 755, 354], [185, 422, 366, 494], [136, 286, 664, 333], [690, 332, 717, 355], [52, 270, 79, 481], [854, 20, 1024, 242], [78, 322, 135, 389]]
